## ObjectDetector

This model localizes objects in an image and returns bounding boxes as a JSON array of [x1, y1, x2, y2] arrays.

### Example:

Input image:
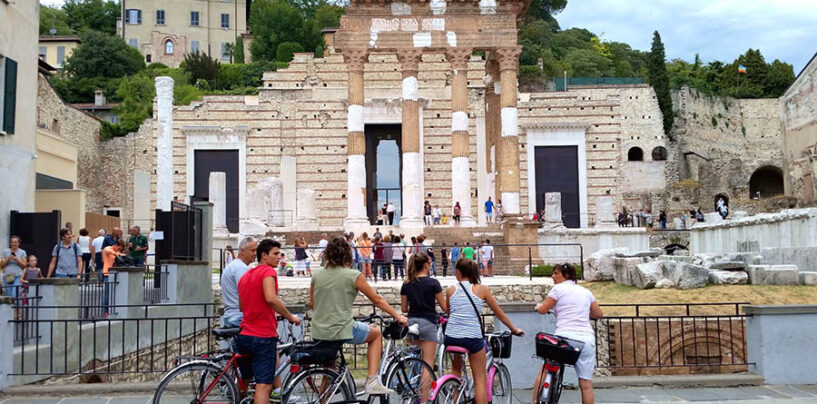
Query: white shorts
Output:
[[556, 330, 596, 380]]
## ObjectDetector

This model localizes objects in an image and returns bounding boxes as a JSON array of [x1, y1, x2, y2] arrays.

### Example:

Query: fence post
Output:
[[28, 278, 79, 373], [0, 297, 13, 390], [192, 201, 214, 265], [112, 267, 148, 318]]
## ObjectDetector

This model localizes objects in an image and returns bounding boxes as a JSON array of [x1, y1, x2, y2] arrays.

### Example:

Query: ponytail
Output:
[[406, 253, 430, 283]]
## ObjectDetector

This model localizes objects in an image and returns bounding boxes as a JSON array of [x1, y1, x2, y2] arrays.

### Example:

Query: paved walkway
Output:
[[3, 386, 817, 404]]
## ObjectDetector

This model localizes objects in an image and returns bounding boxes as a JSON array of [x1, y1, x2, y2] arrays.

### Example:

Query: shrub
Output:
[[147, 62, 169, 70], [276, 41, 304, 63], [530, 264, 583, 279]]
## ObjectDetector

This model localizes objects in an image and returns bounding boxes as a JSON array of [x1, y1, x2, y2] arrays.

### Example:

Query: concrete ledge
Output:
[[110, 266, 146, 273], [29, 278, 78, 285], [498, 302, 537, 313], [162, 260, 209, 266], [743, 305, 817, 315], [593, 373, 765, 389]]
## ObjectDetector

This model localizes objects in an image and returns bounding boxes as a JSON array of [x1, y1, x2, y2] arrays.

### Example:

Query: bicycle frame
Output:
[[428, 345, 500, 402]]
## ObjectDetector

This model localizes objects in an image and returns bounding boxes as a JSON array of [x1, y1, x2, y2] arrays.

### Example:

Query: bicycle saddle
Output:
[[211, 327, 241, 339], [445, 346, 470, 354]]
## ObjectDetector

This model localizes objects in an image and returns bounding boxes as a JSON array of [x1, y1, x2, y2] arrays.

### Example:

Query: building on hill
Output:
[[781, 51, 817, 206], [38, 35, 81, 70], [118, 0, 249, 67], [71, 91, 120, 125], [0, 0, 39, 248]]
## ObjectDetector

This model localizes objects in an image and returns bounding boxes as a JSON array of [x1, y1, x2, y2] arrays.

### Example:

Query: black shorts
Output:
[[444, 335, 486, 354], [236, 335, 278, 384]]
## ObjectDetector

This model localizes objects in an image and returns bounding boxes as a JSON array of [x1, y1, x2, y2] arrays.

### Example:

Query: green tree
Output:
[[40, 6, 74, 35], [764, 59, 795, 97], [647, 31, 674, 136], [113, 74, 154, 133], [550, 28, 594, 59], [62, 31, 145, 79], [277, 41, 304, 62], [524, 0, 567, 26], [63, 0, 120, 35], [249, 0, 309, 62], [234, 36, 245, 64], [183, 51, 221, 84], [314, 2, 345, 29], [564, 48, 612, 77]]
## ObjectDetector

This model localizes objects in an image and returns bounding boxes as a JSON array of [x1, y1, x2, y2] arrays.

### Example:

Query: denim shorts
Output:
[[360, 257, 372, 264], [349, 321, 371, 344], [443, 335, 486, 354], [235, 335, 278, 384]]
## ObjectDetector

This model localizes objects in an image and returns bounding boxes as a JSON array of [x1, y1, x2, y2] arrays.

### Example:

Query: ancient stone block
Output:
[[668, 263, 709, 289], [800, 272, 817, 286], [633, 260, 666, 289], [765, 265, 800, 285], [584, 247, 628, 281], [747, 265, 769, 285], [709, 270, 748, 285]]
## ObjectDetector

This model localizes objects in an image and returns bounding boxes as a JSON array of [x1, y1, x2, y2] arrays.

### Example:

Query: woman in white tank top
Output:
[[445, 258, 523, 404]]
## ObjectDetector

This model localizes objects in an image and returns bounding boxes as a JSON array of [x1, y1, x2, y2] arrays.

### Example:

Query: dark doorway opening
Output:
[[365, 124, 402, 225], [749, 166, 784, 199], [534, 146, 581, 228], [193, 150, 240, 233], [627, 147, 644, 161]]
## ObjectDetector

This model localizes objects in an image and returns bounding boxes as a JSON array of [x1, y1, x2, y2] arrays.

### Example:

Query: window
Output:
[[1, 57, 18, 134], [109, 115, 120, 124], [156, 9, 165, 25], [56, 46, 66, 66], [221, 13, 230, 28], [627, 147, 643, 161], [128, 38, 138, 48], [651, 146, 668, 161], [126, 9, 142, 24], [146, 54, 152, 63], [191, 40, 200, 53], [39, 46, 47, 60], [190, 11, 200, 26], [221, 43, 229, 59], [165, 40, 174, 55]]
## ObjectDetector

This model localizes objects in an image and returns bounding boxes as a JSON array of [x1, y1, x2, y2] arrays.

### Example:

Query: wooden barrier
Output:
[[84, 212, 120, 234]]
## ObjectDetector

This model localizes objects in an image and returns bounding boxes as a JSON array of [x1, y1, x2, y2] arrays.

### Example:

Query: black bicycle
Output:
[[532, 332, 584, 404]]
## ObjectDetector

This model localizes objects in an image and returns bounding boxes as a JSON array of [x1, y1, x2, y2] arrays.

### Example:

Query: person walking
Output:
[[400, 253, 447, 402], [220, 237, 257, 327], [128, 226, 149, 267], [92, 230, 106, 282], [535, 264, 603, 404], [310, 237, 407, 395], [387, 202, 397, 225], [391, 235, 405, 279], [445, 259, 524, 404], [453, 202, 462, 226], [2, 236, 27, 319], [77, 229, 93, 283], [47, 228, 83, 279], [494, 199, 502, 223], [484, 197, 494, 224]]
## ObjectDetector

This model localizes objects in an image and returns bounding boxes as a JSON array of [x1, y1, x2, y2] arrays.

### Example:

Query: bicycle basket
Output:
[[290, 341, 341, 365], [535, 332, 584, 365], [488, 332, 513, 359], [384, 321, 408, 340]]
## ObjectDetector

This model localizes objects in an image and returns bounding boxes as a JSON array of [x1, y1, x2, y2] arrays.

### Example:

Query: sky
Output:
[[557, 0, 817, 74], [39, 0, 817, 74]]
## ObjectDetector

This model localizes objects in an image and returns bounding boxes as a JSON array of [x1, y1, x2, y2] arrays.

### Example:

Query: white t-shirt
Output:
[[78, 236, 91, 254], [480, 245, 493, 260], [387, 204, 396, 213], [547, 281, 596, 334], [92, 236, 105, 254], [433, 208, 441, 218]]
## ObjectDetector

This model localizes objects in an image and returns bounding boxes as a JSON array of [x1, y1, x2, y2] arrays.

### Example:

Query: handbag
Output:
[[458, 282, 485, 336], [4, 272, 15, 283]]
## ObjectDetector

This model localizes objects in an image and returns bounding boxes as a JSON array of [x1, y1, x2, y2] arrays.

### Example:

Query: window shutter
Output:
[[3, 58, 17, 134], [125, 10, 129, 23], [138, 10, 142, 24]]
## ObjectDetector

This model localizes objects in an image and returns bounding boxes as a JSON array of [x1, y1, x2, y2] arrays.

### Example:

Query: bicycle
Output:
[[152, 316, 306, 404], [429, 332, 515, 404], [283, 313, 437, 404], [531, 332, 585, 404]]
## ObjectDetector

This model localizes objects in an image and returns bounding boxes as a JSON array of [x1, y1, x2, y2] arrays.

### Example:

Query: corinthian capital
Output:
[[445, 48, 473, 70], [495, 47, 523, 71], [396, 50, 424, 76], [343, 49, 369, 72]]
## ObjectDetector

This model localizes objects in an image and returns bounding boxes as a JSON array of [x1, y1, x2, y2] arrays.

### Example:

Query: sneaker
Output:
[[364, 375, 395, 395], [270, 388, 282, 402]]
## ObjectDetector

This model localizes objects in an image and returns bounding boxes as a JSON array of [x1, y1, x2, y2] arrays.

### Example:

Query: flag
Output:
[[738, 64, 747, 74]]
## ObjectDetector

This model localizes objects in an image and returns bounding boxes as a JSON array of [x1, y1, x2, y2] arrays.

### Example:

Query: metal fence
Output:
[[79, 272, 118, 319], [143, 265, 170, 304], [595, 303, 751, 374], [9, 284, 41, 347], [155, 201, 203, 262]]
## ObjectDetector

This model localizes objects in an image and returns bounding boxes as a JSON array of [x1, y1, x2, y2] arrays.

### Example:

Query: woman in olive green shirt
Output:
[[310, 237, 408, 395]]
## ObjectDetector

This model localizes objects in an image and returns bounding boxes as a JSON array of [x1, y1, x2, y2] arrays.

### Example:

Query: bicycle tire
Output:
[[546, 368, 564, 404], [152, 361, 239, 404], [491, 364, 513, 404], [432, 377, 463, 404], [282, 366, 355, 404], [385, 357, 437, 404]]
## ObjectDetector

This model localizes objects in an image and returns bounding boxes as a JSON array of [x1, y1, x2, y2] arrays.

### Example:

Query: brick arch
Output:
[[656, 323, 746, 366]]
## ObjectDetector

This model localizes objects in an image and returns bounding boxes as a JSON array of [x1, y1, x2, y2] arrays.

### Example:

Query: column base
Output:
[[457, 215, 478, 227], [399, 216, 425, 229], [344, 217, 371, 233]]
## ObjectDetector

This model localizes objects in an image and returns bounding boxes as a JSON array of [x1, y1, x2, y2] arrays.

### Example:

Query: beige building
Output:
[[0, 0, 39, 248], [118, 0, 248, 67], [38, 36, 81, 69], [782, 52, 817, 205]]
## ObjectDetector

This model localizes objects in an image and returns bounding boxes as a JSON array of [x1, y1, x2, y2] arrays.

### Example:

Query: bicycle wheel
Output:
[[282, 367, 355, 404], [152, 361, 239, 404], [431, 378, 462, 404], [547, 367, 564, 404], [385, 357, 437, 404], [491, 364, 512, 404]]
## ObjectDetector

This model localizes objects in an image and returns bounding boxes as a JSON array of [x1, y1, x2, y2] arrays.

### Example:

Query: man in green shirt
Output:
[[461, 242, 476, 261], [128, 226, 149, 266]]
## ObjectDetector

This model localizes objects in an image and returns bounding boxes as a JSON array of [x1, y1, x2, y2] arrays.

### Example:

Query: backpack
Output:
[[55, 243, 80, 271]]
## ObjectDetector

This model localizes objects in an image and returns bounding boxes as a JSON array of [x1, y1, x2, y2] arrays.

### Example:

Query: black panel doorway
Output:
[[365, 124, 402, 225], [534, 146, 581, 228], [193, 150, 239, 233]]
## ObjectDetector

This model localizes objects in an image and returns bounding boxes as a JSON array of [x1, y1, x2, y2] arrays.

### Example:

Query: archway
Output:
[[164, 39, 174, 55], [664, 243, 688, 255], [627, 147, 644, 161], [749, 166, 784, 199], [714, 193, 729, 211], [651, 146, 668, 161]]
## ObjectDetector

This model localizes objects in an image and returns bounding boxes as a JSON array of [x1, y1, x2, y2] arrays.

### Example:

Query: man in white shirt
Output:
[[92, 230, 106, 282], [386, 202, 396, 225], [317, 233, 329, 267], [220, 236, 258, 327], [480, 239, 494, 277], [432, 205, 442, 225]]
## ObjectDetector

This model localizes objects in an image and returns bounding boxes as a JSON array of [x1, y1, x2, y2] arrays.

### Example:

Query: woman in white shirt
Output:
[[535, 264, 603, 404], [77, 228, 92, 283]]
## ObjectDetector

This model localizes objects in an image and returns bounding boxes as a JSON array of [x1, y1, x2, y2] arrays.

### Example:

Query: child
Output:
[[21, 255, 43, 308]]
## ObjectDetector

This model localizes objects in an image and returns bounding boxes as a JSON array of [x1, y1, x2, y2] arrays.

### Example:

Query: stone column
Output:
[[343, 49, 369, 227], [594, 196, 616, 228], [294, 189, 319, 230], [155, 76, 175, 211], [209, 172, 227, 235], [495, 47, 523, 215], [398, 49, 425, 228], [447, 48, 477, 226], [485, 59, 501, 199]]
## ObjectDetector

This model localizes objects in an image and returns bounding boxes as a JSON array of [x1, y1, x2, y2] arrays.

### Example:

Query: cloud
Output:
[[556, 0, 817, 73]]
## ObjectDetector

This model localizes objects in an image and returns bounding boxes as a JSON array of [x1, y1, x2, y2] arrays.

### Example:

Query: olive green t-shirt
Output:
[[128, 235, 148, 260], [311, 266, 361, 341]]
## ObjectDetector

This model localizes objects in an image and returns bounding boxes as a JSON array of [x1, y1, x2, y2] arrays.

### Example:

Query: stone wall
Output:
[[689, 208, 817, 254], [781, 54, 817, 205], [36, 74, 104, 213], [97, 120, 155, 226]]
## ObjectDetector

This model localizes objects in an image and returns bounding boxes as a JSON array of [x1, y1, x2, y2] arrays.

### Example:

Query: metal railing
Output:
[[79, 272, 118, 319], [9, 284, 41, 346], [144, 265, 170, 304], [155, 201, 203, 262], [594, 303, 751, 372]]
